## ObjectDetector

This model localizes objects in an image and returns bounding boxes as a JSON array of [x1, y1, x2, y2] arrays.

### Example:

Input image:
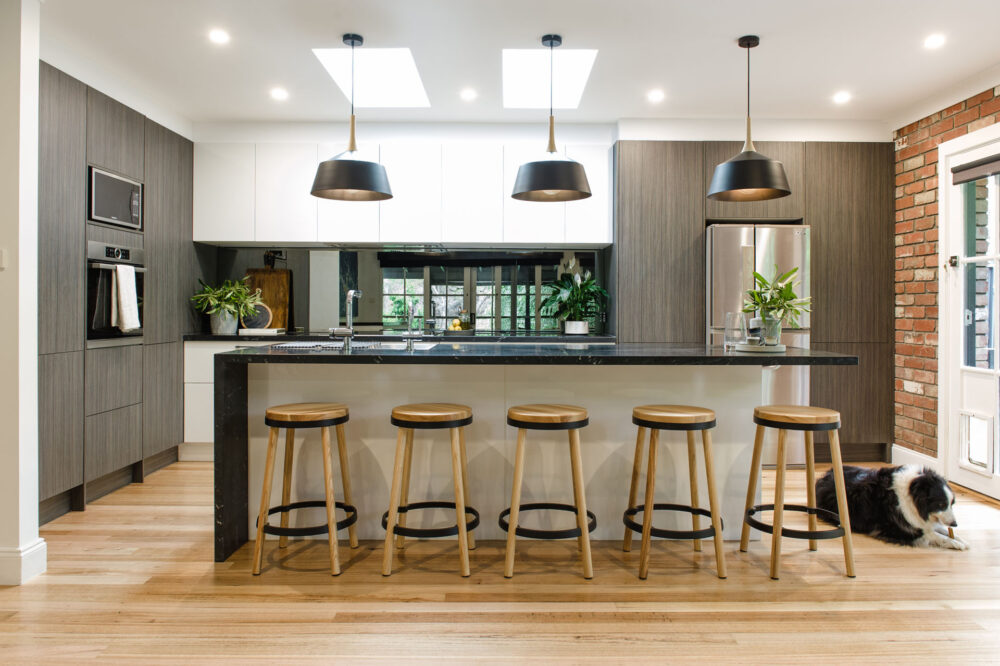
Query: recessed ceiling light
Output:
[[924, 33, 946, 49], [459, 87, 478, 102], [269, 87, 289, 101], [208, 28, 230, 45], [646, 88, 665, 104], [502, 47, 597, 109], [312, 47, 430, 108], [832, 90, 852, 105]]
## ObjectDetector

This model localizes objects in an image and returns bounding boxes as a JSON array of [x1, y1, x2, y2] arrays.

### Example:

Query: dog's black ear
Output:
[[909, 471, 943, 521]]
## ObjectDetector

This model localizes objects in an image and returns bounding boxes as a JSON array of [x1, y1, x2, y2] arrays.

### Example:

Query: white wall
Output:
[[0, 0, 45, 585]]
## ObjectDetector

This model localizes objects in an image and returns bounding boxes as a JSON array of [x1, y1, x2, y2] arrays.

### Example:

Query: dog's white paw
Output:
[[947, 536, 969, 551]]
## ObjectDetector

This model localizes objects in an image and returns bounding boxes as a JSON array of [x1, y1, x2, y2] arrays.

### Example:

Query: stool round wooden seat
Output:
[[382, 403, 478, 578], [623, 405, 726, 580], [741, 404, 855, 580], [501, 403, 595, 580], [252, 402, 358, 577]]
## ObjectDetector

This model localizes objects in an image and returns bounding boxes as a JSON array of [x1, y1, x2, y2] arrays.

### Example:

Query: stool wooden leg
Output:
[[686, 431, 702, 553], [381, 428, 408, 576], [623, 426, 646, 552], [804, 430, 818, 552], [504, 428, 527, 579], [252, 426, 280, 575], [701, 428, 727, 580], [320, 427, 341, 576], [769, 428, 788, 580], [395, 428, 414, 549], [458, 426, 476, 551], [278, 429, 295, 549], [638, 428, 659, 580], [335, 423, 359, 549], [568, 428, 594, 580], [828, 429, 857, 578], [450, 427, 471, 578], [740, 424, 767, 552]]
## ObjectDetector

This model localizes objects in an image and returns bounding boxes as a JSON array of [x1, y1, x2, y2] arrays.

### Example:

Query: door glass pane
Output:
[[964, 176, 998, 257], [381, 266, 423, 328], [963, 413, 991, 469], [965, 261, 995, 368]]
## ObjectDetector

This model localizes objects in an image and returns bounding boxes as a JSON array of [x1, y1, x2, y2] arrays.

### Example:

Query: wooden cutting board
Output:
[[246, 268, 291, 329]]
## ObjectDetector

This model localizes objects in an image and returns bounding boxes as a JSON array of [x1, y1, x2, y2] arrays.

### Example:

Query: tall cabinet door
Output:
[[38, 351, 84, 500], [502, 143, 566, 244], [255, 143, 318, 243], [441, 143, 503, 244], [316, 142, 381, 243], [86, 88, 145, 181], [38, 62, 86, 355], [565, 144, 612, 245], [378, 143, 443, 243], [143, 342, 182, 459], [614, 141, 705, 342], [193, 143, 255, 242]]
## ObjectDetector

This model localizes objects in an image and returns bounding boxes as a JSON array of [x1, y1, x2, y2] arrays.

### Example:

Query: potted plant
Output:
[[190, 277, 263, 335], [541, 270, 609, 335], [742, 265, 811, 345]]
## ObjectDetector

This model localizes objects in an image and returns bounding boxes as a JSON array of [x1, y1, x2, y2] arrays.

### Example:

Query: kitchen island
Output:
[[214, 343, 857, 561]]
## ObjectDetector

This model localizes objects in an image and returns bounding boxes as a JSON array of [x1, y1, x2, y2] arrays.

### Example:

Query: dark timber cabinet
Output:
[[38, 352, 84, 499], [143, 120, 184, 344], [86, 88, 145, 181], [143, 342, 182, 458]]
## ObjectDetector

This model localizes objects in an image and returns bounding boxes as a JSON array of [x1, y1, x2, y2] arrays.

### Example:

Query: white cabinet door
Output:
[[441, 143, 503, 244], [502, 143, 566, 245], [193, 143, 255, 242], [565, 144, 612, 246], [254, 143, 318, 243], [378, 143, 442, 244], [316, 142, 381, 243]]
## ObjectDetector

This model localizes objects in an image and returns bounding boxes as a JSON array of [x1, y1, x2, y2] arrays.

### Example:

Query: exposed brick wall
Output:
[[893, 85, 1000, 456]]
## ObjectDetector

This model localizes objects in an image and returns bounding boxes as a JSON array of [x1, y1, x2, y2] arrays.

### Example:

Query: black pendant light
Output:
[[511, 34, 591, 202], [707, 35, 790, 202], [311, 33, 392, 201]]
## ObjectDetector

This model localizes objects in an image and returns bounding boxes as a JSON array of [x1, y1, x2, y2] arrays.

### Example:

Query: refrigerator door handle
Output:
[[741, 245, 755, 302]]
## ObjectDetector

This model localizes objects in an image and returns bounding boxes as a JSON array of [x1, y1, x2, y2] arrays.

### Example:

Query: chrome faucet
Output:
[[405, 300, 420, 351], [334, 288, 362, 352]]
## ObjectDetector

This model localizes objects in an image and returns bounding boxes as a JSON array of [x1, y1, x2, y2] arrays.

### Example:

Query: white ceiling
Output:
[[39, 0, 1000, 129]]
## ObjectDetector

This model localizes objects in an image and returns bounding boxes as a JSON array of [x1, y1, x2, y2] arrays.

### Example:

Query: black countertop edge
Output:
[[184, 332, 617, 344], [214, 343, 858, 366]]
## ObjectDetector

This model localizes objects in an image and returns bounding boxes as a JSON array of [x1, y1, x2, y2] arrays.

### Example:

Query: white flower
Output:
[[574, 272, 582, 285]]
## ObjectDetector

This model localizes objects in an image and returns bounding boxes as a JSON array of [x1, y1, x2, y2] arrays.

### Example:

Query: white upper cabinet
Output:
[[378, 143, 442, 244], [441, 142, 503, 244], [502, 143, 566, 245], [254, 143, 318, 243], [316, 142, 380, 244], [193, 143, 254, 242], [565, 144, 612, 245]]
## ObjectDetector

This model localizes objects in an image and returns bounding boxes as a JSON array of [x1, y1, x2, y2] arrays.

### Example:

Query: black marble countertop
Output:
[[184, 330, 616, 344], [214, 342, 858, 366]]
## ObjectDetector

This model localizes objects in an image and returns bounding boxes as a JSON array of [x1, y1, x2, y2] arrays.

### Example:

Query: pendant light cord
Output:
[[746, 44, 750, 119], [743, 41, 754, 152], [550, 40, 554, 119], [347, 38, 358, 152], [351, 39, 356, 118], [546, 39, 556, 153]]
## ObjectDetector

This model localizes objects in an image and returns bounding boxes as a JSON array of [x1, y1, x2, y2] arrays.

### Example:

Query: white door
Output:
[[502, 143, 566, 245], [564, 144, 612, 246], [441, 142, 503, 244], [378, 143, 442, 244], [316, 142, 381, 244], [942, 130, 1000, 499], [193, 143, 255, 242], [254, 143, 318, 243]]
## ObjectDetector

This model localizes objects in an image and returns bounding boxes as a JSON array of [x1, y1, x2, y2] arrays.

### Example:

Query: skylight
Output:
[[312, 48, 430, 108], [502, 48, 597, 109]]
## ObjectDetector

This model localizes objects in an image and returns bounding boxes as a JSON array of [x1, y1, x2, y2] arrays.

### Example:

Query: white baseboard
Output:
[[0, 538, 47, 585], [178, 442, 213, 462], [891, 444, 942, 473]]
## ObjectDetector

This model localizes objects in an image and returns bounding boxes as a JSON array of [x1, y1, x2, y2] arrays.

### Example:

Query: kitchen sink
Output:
[[376, 342, 438, 351], [271, 341, 437, 352]]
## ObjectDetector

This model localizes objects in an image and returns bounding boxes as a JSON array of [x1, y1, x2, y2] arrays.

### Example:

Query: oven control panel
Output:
[[104, 246, 130, 261]]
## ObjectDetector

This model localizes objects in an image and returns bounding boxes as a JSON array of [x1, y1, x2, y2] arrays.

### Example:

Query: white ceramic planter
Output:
[[210, 311, 238, 335], [564, 320, 589, 335]]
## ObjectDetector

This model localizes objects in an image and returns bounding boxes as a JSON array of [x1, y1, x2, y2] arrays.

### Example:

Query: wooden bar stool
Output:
[[501, 404, 596, 580], [740, 405, 856, 580], [382, 403, 479, 578], [252, 402, 359, 576], [622, 405, 727, 580]]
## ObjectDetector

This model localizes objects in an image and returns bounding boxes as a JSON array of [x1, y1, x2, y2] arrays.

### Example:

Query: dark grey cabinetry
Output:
[[38, 351, 84, 499], [84, 345, 143, 416], [85, 405, 142, 482], [38, 62, 86, 355], [614, 141, 706, 343], [143, 342, 182, 459], [143, 120, 183, 343], [703, 141, 805, 220], [87, 88, 144, 181]]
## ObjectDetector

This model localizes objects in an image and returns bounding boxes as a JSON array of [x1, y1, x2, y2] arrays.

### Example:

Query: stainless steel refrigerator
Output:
[[706, 224, 811, 465]]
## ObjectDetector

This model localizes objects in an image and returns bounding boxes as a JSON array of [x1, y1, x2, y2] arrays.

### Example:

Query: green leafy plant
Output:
[[743, 265, 811, 327], [190, 277, 263, 319], [541, 271, 609, 322]]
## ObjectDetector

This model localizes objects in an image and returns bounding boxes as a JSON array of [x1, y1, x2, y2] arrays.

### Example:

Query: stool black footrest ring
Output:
[[744, 503, 846, 540], [260, 500, 358, 537], [498, 502, 598, 540], [622, 503, 720, 540], [381, 501, 480, 539]]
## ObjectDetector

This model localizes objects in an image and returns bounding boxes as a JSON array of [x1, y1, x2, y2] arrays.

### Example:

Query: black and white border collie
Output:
[[816, 465, 968, 550]]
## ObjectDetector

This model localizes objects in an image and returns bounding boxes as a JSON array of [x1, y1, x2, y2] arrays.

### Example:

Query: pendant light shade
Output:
[[311, 34, 392, 202], [511, 35, 591, 202], [707, 35, 790, 202]]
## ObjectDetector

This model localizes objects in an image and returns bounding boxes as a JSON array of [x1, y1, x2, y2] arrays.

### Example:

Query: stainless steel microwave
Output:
[[89, 167, 142, 230]]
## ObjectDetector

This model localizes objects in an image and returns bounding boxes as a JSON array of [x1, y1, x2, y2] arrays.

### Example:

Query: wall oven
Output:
[[86, 241, 145, 342], [89, 167, 143, 230]]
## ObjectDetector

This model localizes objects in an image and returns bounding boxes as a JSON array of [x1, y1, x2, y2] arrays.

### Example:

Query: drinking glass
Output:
[[724, 312, 747, 350]]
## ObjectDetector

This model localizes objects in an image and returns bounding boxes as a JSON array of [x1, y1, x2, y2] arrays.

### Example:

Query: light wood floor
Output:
[[2, 461, 999, 663]]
